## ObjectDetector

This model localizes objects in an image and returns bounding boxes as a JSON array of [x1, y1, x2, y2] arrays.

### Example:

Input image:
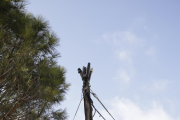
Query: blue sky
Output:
[[27, 0, 180, 119]]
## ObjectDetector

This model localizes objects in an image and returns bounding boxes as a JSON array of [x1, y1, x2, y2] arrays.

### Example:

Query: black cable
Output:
[[93, 109, 96, 117], [91, 104, 106, 120], [83, 87, 106, 120], [73, 92, 83, 120], [90, 89, 116, 120]]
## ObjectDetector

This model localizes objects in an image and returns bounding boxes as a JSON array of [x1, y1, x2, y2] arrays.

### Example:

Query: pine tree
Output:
[[0, 0, 70, 119]]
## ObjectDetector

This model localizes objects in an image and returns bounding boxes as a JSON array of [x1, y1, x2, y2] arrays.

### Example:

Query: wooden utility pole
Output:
[[78, 63, 93, 120]]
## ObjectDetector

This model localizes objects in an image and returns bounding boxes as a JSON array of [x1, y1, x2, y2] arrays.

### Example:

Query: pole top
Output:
[[77, 62, 93, 81]]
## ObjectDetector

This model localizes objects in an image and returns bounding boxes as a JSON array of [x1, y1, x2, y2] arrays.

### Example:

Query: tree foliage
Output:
[[0, 0, 70, 119]]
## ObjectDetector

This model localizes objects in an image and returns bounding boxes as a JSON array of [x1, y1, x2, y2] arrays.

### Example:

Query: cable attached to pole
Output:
[[91, 104, 106, 120], [83, 86, 106, 120], [90, 89, 116, 120], [93, 109, 96, 117], [73, 92, 83, 120]]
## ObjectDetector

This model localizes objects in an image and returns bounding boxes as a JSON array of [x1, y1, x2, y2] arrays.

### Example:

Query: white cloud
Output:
[[93, 31, 144, 47], [121, 31, 136, 43], [145, 47, 157, 62], [94, 97, 176, 120], [101, 31, 142, 87], [153, 79, 169, 92], [143, 79, 169, 93], [101, 31, 141, 46], [115, 69, 131, 83], [118, 50, 132, 63]]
